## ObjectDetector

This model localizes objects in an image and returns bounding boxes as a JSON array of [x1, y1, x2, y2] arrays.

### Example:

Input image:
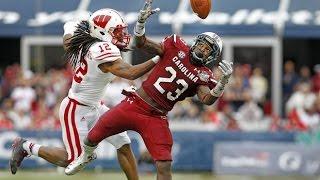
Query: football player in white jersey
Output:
[[10, 8, 160, 180]]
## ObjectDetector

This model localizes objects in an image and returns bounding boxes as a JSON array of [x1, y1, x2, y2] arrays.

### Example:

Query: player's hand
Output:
[[218, 60, 233, 85], [137, 0, 160, 23]]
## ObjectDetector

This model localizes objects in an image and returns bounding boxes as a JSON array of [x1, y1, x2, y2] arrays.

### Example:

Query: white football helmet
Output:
[[88, 8, 131, 49], [190, 32, 223, 65]]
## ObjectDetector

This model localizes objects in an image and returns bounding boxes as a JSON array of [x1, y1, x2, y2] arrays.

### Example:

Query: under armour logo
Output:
[[127, 98, 133, 104], [80, 117, 86, 121], [160, 116, 167, 120]]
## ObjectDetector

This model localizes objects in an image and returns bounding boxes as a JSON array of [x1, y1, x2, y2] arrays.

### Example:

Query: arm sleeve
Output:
[[89, 42, 122, 64]]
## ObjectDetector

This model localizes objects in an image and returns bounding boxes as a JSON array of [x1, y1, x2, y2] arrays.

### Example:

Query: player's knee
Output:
[[156, 161, 172, 175], [117, 144, 131, 155]]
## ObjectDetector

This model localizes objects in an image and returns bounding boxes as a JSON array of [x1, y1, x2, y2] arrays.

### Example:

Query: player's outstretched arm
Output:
[[133, 0, 164, 56], [98, 56, 159, 80], [134, 35, 164, 56]]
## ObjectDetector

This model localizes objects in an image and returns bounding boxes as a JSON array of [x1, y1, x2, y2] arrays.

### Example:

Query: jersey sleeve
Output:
[[88, 42, 121, 64], [160, 35, 172, 52], [160, 34, 189, 53]]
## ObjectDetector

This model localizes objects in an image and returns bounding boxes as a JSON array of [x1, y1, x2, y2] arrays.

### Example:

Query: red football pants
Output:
[[88, 93, 173, 161]]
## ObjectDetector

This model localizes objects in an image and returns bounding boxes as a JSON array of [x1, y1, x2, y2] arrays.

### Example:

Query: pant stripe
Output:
[[63, 100, 74, 162], [68, 102, 77, 161], [60, 99, 71, 162], [70, 101, 82, 158]]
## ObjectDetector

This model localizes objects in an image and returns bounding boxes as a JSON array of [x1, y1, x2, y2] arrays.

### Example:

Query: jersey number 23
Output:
[[153, 66, 188, 101]]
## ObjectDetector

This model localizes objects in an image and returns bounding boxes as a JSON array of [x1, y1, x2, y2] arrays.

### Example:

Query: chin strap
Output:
[[191, 52, 204, 65]]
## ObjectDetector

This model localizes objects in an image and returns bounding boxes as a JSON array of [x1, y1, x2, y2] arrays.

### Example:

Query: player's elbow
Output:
[[63, 44, 68, 51], [202, 97, 217, 106], [120, 72, 138, 80], [63, 34, 72, 51], [127, 76, 137, 80], [128, 73, 141, 80], [126, 69, 144, 80], [203, 100, 215, 106]]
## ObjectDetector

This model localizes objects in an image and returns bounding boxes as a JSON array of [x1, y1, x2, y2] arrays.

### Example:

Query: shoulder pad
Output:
[[89, 42, 121, 63], [173, 34, 188, 47], [162, 34, 189, 51]]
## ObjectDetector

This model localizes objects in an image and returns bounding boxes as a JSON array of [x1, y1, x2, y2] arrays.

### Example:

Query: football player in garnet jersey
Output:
[[65, 1, 233, 180], [10, 8, 161, 179]]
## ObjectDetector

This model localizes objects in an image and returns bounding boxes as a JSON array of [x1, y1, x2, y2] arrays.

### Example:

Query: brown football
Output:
[[190, 0, 211, 19]]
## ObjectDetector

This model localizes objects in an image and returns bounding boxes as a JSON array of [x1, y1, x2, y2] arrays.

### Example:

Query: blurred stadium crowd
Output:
[[0, 60, 319, 132]]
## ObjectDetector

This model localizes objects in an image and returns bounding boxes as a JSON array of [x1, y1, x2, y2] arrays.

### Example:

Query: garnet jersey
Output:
[[68, 41, 121, 106], [142, 34, 217, 111]]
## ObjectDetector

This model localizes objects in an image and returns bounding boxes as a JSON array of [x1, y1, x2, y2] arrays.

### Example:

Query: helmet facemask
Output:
[[190, 33, 222, 66], [109, 25, 131, 50]]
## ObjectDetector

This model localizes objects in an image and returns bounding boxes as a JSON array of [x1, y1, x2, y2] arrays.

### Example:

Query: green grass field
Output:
[[0, 170, 318, 180]]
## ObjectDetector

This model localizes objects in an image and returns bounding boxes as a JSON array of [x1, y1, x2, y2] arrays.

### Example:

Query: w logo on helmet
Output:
[[93, 15, 111, 28]]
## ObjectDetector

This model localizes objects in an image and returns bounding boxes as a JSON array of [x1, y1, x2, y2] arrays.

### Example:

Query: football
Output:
[[190, 0, 211, 19]]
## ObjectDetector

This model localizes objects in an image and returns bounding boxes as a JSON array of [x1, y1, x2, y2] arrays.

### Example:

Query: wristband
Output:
[[220, 75, 230, 85], [151, 56, 160, 64], [134, 22, 145, 37], [210, 81, 225, 97]]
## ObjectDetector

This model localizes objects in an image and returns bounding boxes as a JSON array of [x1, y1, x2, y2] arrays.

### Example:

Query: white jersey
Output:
[[68, 41, 121, 106], [60, 22, 130, 162]]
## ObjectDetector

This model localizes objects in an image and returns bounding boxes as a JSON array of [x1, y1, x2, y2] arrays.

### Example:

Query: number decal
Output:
[[73, 60, 88, 83], [98, 43, 111, 53], [153, 66, 189, 101], [154, 67, 176, 94], [167, 79, 188, 101]]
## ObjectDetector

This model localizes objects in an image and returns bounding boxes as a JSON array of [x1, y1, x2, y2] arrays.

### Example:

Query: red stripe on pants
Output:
[[64, 100, 74, 162], [71, 101, 82, 158]]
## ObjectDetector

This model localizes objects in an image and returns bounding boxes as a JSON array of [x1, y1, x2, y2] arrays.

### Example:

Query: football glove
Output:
[[210, 60, 233, 97], [218, 60, 233, 85], [137, 0, 160, 23]]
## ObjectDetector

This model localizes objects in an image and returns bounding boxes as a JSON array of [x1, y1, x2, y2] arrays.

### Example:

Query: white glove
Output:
[[210, 60, 233, 97], [137, 0, 160, 23], [134, 0, 160, 36], [218, 60, 233, 85]]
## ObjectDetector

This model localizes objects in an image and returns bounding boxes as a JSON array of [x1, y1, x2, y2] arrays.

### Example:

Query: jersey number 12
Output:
[[74, 60, 88, 83]]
